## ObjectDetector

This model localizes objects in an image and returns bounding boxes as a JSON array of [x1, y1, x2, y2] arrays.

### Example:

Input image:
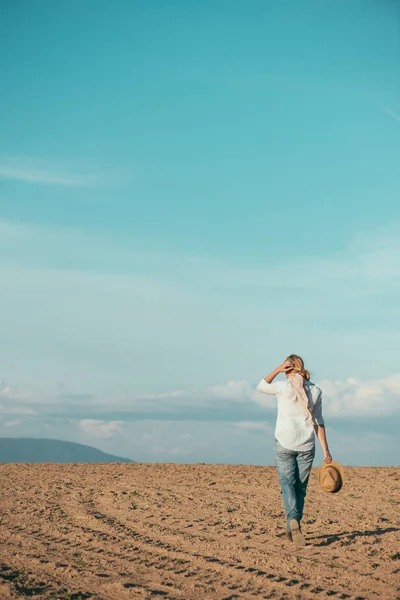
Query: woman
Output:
[[257, 354, 332, 547]]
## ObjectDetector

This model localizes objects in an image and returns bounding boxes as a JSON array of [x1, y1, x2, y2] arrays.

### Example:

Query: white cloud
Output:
[[0, 156, 124, 187], [317, 375, 400, 417], [149, 444, 181, 456], [209, 380, 276, 409], [0, 380, 13, 394], [210, 380, 258, 401], [126, 380, 275, 412], [139, 390, 185, 400], [235, 421, 271, 431], [0, 380, 35, 402], [0, 404, 36, 415], [0, 166, 88, 186], [78, 419, 125, 438]]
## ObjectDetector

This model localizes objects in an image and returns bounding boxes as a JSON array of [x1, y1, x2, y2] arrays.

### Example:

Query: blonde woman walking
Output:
[[257, 354, 332, 547]]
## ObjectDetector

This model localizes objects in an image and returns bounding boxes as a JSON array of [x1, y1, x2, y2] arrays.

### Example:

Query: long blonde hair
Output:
[[286, 354, 311, 381], [286, 354, 313, 422]]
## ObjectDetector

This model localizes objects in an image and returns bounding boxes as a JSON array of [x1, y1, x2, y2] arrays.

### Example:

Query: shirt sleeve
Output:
[[313, 391, 325, 425], [256, 379, 285, 396]]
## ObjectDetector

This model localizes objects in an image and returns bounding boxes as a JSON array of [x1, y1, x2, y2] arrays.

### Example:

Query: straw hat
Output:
[[319, 461, 344, 493]]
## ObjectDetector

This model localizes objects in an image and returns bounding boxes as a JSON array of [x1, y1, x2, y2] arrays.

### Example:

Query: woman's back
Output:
[[274, 380, 322, 450]]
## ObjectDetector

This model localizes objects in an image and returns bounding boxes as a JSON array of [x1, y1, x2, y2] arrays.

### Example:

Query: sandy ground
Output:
[[0, 464, 398, 599]]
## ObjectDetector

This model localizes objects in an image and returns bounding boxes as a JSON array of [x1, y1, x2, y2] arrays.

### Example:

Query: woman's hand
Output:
[[323, 450, 332, 464], [261, 361, 294, 384], [277, 361, 294, 373]]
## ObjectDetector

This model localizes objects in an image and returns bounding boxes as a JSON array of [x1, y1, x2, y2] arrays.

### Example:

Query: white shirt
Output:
[[257, 378, 324, 451]]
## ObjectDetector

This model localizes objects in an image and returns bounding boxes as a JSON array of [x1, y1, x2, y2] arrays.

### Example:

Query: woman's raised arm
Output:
[[263, 361, 294, 383]]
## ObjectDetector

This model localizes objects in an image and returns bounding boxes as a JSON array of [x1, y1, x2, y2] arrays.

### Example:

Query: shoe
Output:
[[286, 531, 293, 542], [289, 519, 306, 547]]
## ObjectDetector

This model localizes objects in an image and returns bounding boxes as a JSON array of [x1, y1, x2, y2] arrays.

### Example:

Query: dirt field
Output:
[[0, 464, 398, 599]]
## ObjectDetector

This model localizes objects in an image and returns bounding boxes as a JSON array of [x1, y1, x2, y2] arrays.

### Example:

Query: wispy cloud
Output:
[[210, 380, 259, 402], [235, 421, 271, 432], [0, 165, 91, 186], [383, 106, 400, 123], [78, 419, 125, 438], [0, 404, 37, 416], [2, 374, 400, 421], [4, 420, 21, 428], [0, 156, 124, 187], [1, 218, 400, 398]]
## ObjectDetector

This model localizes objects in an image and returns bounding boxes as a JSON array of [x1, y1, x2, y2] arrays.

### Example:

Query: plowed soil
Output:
[[0, 464, 399, 599]]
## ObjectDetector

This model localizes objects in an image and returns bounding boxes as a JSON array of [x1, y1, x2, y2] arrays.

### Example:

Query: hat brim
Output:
[[319, 461, 344, 493]]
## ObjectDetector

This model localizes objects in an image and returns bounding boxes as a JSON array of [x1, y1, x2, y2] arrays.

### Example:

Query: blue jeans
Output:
[[274, 439, 315, 531]]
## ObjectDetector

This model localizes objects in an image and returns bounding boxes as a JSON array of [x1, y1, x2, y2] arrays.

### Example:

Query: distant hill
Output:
[[0, 438, 133, 464]]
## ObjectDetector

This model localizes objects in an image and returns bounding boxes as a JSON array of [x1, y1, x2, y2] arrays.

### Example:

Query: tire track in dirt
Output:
[[0, 558, 101, 599], [0, 487, 183, 599], [1, 492, 352, 600], [0, 523, 179, 598], [80, 498, 370, 599], [0, 541, 179, 600]]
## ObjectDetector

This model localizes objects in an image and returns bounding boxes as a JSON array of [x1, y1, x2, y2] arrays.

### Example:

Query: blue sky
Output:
[[0, 0, 399, 465]]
